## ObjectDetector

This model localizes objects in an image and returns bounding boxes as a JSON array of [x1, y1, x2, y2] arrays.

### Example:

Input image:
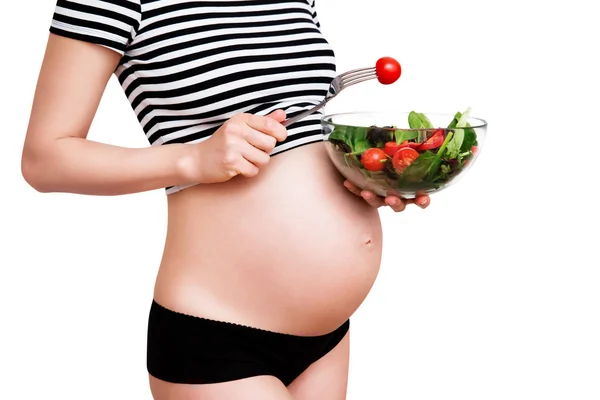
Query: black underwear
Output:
[[147, 300, 350, 386]]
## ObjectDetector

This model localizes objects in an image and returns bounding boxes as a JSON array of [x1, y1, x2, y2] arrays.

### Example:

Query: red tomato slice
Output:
[[399, 140, 421, 149], [471, 145, 478, 154], [376, 57, 402, 85], [392, 147, 419, 172], [384, 141, 401, 157], [419, 129, 444, 151], [361, 148, 387, 171], [385, 140, 420, 157]]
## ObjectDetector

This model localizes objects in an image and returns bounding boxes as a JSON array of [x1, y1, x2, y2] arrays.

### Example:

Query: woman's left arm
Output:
[[343, 180, 430, 212]]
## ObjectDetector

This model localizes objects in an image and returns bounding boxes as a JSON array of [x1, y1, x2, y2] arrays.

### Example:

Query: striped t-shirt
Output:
[[49, 0, 337, 194]]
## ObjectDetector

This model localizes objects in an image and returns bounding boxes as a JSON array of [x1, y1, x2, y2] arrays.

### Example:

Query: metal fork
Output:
[[281, 66, 377, 127]]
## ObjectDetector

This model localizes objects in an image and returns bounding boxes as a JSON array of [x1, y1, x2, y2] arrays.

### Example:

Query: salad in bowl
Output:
[[322, 108, 487, 198]]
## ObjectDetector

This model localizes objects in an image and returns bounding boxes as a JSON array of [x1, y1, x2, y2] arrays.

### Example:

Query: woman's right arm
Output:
[[21, 34, 287, 196]]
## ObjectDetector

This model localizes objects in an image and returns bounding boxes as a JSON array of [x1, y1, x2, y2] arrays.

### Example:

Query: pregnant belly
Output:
[[154, 143, 383, 336]]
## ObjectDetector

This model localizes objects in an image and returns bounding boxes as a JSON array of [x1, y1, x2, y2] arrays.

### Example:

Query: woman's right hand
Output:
[[192, 110, 288, 184]]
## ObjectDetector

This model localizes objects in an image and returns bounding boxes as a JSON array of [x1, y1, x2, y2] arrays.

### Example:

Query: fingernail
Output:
[[388, 199, 398, 206], [418, 199, 428, 206]]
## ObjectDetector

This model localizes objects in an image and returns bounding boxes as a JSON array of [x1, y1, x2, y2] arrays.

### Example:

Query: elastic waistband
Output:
[[150, 300, 349, 342]]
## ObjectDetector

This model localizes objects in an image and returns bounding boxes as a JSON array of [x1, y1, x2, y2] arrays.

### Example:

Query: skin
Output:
[[22, 33, 430, 400]]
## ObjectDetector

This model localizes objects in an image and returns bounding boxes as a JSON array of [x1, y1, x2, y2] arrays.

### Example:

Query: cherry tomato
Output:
[[385, 140, 422, 156], [384, 141, 402, 157], [419, 129, 445, 151], [376, 57, 401, 85], [392, 147, 419, 172], [399, 140, 421, 149], [361, 148, 387, 171]]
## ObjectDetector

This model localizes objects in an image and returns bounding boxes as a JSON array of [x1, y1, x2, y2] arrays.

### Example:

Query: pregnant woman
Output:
[[21, 1, 430, 399]]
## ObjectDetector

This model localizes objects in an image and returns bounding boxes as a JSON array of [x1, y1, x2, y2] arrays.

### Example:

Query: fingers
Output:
[[343, 180, 431, 211], [414, 195, 430, 209], [266, 109, 287, 123], [343, 180, 362, 196], [384, 196, 410, 212], [235, 161, 260, 178], [361, 190, 385, 208], [343, 181, 381, 207], [244, 112, 288, 142], [343, 181, 384, 208], [384, 195, 429, 211], [241, 143, 271, 172], [244, 128, 277, 153], [214, 111, 288, 182]]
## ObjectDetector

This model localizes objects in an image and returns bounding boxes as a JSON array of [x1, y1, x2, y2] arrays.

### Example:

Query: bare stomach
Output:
[[154, 142, 383, 336]]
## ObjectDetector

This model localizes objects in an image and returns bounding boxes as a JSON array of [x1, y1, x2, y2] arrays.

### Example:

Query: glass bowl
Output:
[[321, 111, 487, 199]]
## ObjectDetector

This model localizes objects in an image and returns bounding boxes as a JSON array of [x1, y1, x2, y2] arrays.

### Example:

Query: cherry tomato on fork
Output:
[[376, 57, 402, 85], [361, 148, 387, 171]]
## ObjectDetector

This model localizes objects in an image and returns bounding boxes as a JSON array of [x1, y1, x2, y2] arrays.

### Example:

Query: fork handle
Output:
[[281, 98, 329, 128]]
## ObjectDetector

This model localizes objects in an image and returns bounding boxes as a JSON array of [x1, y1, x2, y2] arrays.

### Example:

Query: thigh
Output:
[[149, 374, 293, 400], [287, 331, 350, 400]]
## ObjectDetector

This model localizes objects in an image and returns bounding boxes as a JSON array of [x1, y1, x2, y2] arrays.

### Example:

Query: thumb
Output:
[[266, 109, 287, 123]]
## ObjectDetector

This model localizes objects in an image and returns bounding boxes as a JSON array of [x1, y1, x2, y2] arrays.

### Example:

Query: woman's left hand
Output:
[[343, 180, 430, 212]]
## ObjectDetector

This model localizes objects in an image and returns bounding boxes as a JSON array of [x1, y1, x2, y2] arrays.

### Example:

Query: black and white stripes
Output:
[[50, 0, 142, 55], [50, 0, 336, 194]]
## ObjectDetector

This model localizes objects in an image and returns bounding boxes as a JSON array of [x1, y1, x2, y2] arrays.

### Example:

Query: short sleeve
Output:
[[49, 0, 142, 56]]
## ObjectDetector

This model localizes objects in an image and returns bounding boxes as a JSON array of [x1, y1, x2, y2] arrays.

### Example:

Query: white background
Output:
[[1, 1, 599, 399]]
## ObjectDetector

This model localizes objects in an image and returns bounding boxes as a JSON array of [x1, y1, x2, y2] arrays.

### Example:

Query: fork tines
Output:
[[339, 67, 377, 89]]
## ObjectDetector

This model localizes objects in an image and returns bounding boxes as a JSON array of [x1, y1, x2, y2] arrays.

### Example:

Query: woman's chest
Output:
[[125, 1, 330, 61], [116, 0, 336, 119]]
